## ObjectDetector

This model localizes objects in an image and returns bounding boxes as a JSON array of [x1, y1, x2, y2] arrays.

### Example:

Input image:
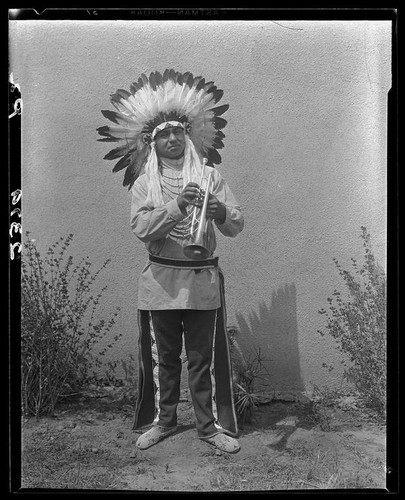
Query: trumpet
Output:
[[183, 159, 212, 260]]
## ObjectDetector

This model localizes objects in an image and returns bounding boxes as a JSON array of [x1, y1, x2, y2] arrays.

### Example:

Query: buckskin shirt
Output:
[[130, 164, 244, 310]]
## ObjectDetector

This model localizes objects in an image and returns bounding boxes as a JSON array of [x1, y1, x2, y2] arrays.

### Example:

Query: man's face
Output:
[[154, 126, 186, 159]]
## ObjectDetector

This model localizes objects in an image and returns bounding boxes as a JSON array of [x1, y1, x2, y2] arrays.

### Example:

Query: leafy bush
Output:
[[21, 232, 121, 417], [318, 227, 386, 419]]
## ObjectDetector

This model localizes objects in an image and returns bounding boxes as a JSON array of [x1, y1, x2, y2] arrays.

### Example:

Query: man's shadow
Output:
[[233, 283, 304, 395], [229, 283, 316, 442]]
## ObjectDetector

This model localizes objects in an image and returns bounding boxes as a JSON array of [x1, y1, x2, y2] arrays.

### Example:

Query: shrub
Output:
[[318, 227, 386, 419], [21, 232, 121, 417]]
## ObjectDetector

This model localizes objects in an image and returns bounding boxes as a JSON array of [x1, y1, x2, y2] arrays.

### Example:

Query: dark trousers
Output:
[[150, 309, 218, 438]]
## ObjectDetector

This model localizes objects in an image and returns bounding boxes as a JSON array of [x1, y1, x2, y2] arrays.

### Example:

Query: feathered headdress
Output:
[[97, 69, 229, 190]]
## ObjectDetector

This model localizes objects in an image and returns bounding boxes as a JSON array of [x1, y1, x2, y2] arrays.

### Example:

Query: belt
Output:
[[149, 254, 219, 269]]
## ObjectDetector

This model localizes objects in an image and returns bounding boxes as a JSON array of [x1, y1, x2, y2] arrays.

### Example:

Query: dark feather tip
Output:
[[149, 72, 157, 91], [116, 88, 131, 99], [112, 154, 131, 173], [97, 125, 113, 137], [212, 89, 224, 103], [104, 146, 127, 160], [214, 116, 227, 130], [101, 110, 119, 124], [195, 77, 206, 92], [97, 137, 120, 142], [210, 104, 229, 117], [155, 71, 163, 87], [130, 82, 140, 94], [209, 148, 222, 164]]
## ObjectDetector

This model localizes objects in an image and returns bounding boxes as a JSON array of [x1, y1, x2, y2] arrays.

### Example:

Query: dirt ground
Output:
[[21, 385, 387, 492]]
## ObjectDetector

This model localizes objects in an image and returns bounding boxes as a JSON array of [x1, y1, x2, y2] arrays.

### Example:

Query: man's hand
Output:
[[177, 182, 203, 212], [177, 183, 226, 224], [206, 193, 226, 224]]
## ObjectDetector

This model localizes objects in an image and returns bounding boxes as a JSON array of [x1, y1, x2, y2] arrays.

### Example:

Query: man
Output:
[[97, 69, 244, 454]]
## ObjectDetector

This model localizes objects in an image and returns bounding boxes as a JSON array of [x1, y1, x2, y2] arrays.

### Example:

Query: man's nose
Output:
[[168, 132, 178, 142]]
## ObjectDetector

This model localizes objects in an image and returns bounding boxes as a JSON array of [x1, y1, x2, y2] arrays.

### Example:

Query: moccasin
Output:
[[201, 433, 241, 453], [136, 425, 178, 450]]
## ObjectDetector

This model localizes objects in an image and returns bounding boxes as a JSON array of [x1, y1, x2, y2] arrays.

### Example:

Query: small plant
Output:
[[89, 357, 137, 404], [227, 327, 268, 426], [318, 227, 386, 420], [306, 384, 345, 431], [21, 232, 121, 417]]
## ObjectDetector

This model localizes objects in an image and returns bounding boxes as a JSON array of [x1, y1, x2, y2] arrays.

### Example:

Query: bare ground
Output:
[[21, 385, 386, 492]]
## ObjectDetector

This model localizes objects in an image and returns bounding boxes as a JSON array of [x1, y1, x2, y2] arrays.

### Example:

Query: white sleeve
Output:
[[130, 176, 186, 242]]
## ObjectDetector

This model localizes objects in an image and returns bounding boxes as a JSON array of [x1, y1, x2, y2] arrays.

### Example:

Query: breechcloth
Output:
[[133, 271, 238, 438]]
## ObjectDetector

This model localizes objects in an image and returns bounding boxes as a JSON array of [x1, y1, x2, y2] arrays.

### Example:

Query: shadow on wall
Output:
[[232, 283, 304, 394]]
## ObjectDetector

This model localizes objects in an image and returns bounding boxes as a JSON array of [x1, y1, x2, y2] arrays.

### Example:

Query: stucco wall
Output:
[[10, 20, 390, 395]]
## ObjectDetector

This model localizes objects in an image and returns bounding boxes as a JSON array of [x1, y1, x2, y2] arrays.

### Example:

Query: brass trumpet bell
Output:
[[183, 238, 210, 260]]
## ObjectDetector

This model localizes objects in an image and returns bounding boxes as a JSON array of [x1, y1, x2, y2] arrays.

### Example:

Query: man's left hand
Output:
[[206, 194, 226, 224]]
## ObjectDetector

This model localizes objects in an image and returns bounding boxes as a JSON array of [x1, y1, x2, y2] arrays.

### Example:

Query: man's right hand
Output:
[[177, 182, 203, 211]]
